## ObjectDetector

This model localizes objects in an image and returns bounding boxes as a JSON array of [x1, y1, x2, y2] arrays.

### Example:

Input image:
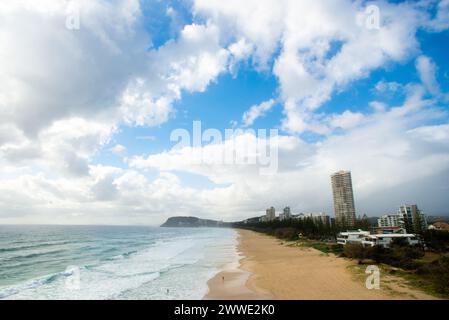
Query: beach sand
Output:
[[205, 229, 438, 300]]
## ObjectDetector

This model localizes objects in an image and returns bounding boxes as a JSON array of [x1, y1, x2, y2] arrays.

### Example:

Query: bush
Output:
[[423, 230, 449, 252], [342, 244, 424, 270], [417, 256, 449, 294], [273, 227, 298, 240], [391, 237, 409, 247], [311, 243, 343, 254], [342, 244, 368, 260], [377, 247, 422, 270]]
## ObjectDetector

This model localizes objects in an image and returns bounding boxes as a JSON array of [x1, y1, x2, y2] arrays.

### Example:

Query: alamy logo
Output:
[[365, 265, 380, 290], [365, 5, 381, 30], [170, 121, 279, 175]]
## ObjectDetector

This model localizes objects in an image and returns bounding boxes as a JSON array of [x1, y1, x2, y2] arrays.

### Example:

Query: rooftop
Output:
[[368, 234, 416, 238]]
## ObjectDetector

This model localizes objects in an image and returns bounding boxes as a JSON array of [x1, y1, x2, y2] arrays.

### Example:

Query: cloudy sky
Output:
[[0, 0, 448, 225]]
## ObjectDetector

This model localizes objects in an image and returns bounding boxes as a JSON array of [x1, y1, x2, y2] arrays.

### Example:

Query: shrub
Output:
[[367, 245, 388, 264], [273, 227, 298, 240], [416, 256, 449, 294], [433, 256, 449, 294], [342, 244, 424, 270], [342, 244, 368, 260], [311, 243, 342, 254]]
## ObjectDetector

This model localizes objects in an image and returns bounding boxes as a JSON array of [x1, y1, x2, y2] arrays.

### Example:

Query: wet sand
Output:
[[205, 229, 437, 300]]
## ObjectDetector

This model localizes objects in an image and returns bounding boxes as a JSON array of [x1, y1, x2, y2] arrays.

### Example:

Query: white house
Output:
[[337, 230, 420, 248], [337, 230, 371, 245], [364, 234, 420, 248]]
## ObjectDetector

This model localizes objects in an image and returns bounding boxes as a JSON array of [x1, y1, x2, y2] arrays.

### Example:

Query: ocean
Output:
[[0, 225, 238, 300]]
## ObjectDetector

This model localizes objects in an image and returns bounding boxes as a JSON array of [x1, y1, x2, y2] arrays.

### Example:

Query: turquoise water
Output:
[[0, 225, 238, 300]]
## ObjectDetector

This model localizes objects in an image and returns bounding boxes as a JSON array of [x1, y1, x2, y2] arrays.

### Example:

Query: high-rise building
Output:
[[283, 206, 291, 219], [294, 212, 330, 225], [265, 207, 276, 221], [331, 170, 356, 227], [312, 212, 330, 225], [397, 204, 427, 234]]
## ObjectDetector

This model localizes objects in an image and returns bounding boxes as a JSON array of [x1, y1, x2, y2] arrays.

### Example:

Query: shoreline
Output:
[[204, 230, 272, 300], [205, 229, 438, 300]]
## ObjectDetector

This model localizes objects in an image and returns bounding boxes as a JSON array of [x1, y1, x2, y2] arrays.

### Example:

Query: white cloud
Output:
[[328, 111, 366, 130], [194, 0, 429, 133], [425, 0, 449, 31], [242, 99, 276, 127], [228, 38, 255, 74], [369, 101, 388, 113], [0, 0, 236, 182], [118, 23, 230, 126], [416, 55, 446, 98], [408, 124, 449, 144], [193, 0, 285, 68], [0, 0, 147, 135], [119, 80, 174, 127], [0, 117, 116, 177], [111, 144, 127, 157], [148, 23, 229, 95]]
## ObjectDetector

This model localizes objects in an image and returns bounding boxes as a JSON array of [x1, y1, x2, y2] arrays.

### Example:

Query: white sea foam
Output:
[[0, 227, 239, 300]]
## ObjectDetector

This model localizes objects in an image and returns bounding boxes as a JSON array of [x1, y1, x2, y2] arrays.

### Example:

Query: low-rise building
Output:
[[364, 234, 420, 248], [337, 230, 371, 245], [372, 226, 406, 234], [429, 222, 449, 231], [337, 230, 420, 248], [378, 214, 401, 228]]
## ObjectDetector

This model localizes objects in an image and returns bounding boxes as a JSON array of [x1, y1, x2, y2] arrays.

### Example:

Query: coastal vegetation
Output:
[[235, 219, 449, 297], [234, 216, 370, 241], [344, 244, 449, 297]]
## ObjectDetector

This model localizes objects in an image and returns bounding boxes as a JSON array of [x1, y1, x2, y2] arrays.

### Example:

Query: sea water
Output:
[[0, 225, 238, 300]]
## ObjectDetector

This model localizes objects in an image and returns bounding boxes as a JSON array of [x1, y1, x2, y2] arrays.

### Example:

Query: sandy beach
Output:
[[205, 229, 438, 300]]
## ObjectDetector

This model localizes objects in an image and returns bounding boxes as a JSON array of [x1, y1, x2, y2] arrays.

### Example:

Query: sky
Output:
[[0, 0, 448, 225]]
